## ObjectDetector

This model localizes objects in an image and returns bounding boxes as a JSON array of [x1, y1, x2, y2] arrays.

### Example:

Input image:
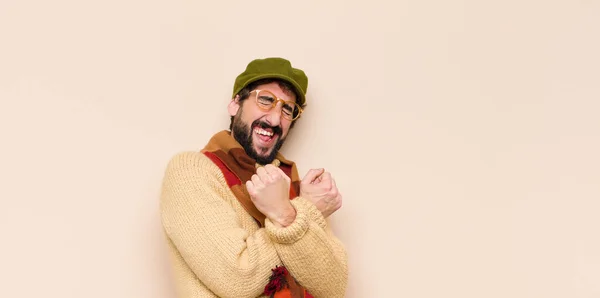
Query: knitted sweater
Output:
[[159, 151, 349, 298]]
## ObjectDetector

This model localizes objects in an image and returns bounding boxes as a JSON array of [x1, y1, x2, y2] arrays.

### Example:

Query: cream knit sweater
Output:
[[159, 151, 349, 298]]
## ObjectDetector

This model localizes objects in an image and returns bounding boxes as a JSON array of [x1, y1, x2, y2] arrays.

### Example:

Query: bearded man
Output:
[[160, 57, 348, 298]]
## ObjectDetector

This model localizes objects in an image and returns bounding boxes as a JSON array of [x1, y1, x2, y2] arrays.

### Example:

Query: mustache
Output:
[[252, 119, 282, 136]]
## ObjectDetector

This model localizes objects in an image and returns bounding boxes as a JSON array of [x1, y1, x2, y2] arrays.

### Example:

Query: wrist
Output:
[[265, 199, 310, 244], [271, 204, 296, 228]]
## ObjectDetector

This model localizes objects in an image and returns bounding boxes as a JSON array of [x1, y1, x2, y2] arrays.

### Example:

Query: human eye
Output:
[[282, 104, 294, 115], [257, 95, 275, 105]]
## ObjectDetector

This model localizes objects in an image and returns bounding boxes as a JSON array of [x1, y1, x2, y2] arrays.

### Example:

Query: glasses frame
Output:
[[250, 89, 304, 121]]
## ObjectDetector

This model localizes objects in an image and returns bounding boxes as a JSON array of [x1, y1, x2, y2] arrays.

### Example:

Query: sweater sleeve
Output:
[[265, 197, 349, 298], [160, 151, 349, 298], [160, 152, 282, 298]]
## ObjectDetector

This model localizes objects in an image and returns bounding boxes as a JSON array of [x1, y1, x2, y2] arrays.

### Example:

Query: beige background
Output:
[[1, 0, 599, 297]]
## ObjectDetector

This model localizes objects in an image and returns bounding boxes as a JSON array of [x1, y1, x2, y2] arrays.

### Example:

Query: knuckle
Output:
[[336, 198, 342, 208]]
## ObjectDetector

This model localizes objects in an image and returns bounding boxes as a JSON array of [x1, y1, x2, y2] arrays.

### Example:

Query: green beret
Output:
[[232, 57, 308, 106]]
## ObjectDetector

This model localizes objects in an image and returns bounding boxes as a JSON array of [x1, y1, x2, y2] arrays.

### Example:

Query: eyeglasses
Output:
[[250, 89, 304, 121]]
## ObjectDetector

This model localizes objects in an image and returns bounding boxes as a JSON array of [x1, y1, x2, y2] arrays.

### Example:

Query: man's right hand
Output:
[[299, 168, 343, 218], [246, 164, 296, 227]]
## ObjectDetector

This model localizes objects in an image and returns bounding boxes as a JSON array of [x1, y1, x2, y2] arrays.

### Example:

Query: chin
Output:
[[253, 145, 274, 157]]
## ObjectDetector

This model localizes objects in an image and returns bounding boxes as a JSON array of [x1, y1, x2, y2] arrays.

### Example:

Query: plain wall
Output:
[[1, 0, 599, 297]]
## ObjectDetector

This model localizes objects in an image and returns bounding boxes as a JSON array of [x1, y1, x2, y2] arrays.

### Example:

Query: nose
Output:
[[264, 103, 283, 127]]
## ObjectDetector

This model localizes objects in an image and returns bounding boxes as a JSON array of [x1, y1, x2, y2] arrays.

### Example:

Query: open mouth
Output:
[[254, 126, 277, 145]]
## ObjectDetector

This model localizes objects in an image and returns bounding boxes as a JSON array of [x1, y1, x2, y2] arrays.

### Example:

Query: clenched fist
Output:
[[299, 168, 343, 218], [246, 164, 296, 227]]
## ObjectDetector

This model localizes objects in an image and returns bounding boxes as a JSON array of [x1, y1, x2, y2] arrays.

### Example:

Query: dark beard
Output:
[[231, 116, 285, 165]]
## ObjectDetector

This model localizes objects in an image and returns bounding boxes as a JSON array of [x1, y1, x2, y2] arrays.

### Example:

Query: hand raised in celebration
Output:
[[299, 168, 343, 218], [246, 164, 296, 227]]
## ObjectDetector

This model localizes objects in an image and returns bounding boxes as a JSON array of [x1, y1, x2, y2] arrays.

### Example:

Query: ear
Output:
[[228, 95, 241, 116]]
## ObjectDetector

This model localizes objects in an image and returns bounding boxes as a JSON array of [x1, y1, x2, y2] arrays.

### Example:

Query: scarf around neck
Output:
[[200, 130, 312, 298], [200, 130, 301, 227]]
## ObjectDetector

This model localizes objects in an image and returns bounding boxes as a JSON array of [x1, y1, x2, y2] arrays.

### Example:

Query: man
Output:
[[159, 57, 348, 298]]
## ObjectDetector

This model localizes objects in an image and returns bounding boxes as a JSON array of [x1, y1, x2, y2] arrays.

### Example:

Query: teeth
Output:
[[255, 128, 273, 136]]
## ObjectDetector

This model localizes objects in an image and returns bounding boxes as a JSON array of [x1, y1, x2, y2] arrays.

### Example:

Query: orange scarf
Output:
[[200, 130, 312, 298]]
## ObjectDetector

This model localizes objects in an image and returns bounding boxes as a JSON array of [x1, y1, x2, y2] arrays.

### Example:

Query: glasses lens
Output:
[[281, 102, 296, 118], [256, 90, 275, 110]]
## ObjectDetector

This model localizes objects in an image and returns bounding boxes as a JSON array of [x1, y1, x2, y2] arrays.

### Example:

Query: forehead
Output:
[[255, 82, 297, 103]]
